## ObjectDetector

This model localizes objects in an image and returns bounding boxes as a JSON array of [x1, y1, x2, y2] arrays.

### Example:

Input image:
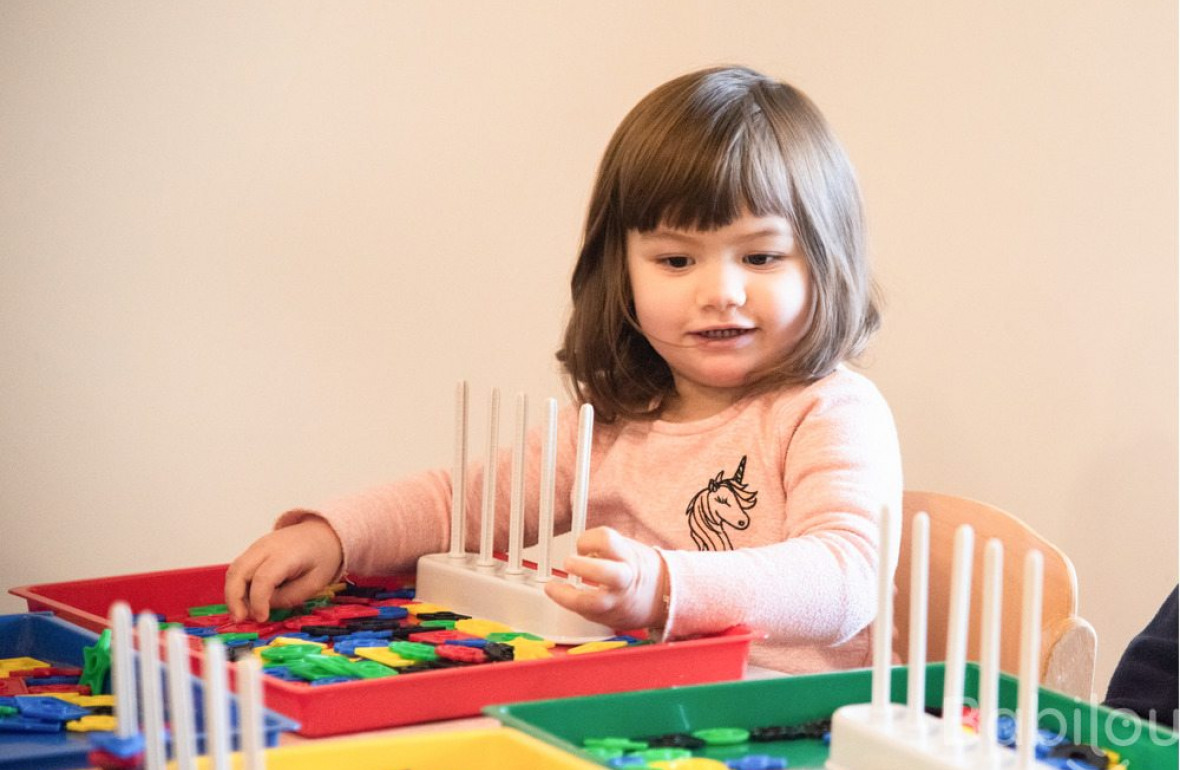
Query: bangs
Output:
[[612, 91, 796, 233]]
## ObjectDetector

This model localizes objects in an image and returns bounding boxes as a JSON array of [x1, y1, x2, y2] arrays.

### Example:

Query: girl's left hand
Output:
[[543, 526, 668, 631]]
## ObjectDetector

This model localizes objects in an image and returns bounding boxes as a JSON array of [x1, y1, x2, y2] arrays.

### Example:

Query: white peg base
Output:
[[827, 703, 1026, 770], [415, 552, 616, 645]]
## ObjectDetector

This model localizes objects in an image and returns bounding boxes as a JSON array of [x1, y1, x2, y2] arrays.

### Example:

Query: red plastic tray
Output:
[[10, 564, 755, 737]]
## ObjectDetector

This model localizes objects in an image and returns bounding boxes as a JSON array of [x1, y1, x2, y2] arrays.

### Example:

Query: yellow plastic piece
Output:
[[650, 759, 730, 770], [0, 657, 49, 677], [185, 727, 601, 769], [352, 647, 416, 668], [39, 693, 116, 708], [313, 582, 347, 598], [271, 636, 327, 649], [404, 602, 447, 615], [1103, 749, 1121, 764], [650, 759, 730, 769], [66, 714, 118, 732], [454, 618, 515, 638], [507, 639, 553, 660], [566, 640, 628, 655]]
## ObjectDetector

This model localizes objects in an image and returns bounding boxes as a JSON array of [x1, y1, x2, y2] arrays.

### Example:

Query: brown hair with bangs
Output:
[[557, 65, 880, 423]]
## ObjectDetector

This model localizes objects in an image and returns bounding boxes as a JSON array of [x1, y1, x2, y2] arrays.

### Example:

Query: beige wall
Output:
[[2, 1, 1175, 697]]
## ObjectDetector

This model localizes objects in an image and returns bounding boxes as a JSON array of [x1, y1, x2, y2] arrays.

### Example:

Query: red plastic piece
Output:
[[87, 748, 144, 769], [436, 644, 488, 664], [215, 620, 283, 637], [373, 598, 412, 607], [0, 678, 29, 695], [409, 630, 478, 645], [332, 595, 373, 605], [28, 684, 91, 694], [313, 605, 379, 620]]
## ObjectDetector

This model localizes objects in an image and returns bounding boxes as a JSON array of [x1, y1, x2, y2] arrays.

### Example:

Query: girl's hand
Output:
[[224, 517, 343, 622], [543, 526, 668, 631]]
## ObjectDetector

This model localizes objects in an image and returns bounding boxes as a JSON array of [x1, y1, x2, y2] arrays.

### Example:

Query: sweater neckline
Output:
[[646, 398, 749, 436]]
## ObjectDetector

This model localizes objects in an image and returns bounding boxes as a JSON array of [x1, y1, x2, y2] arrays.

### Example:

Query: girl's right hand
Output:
[[224, 517, 343, 622]]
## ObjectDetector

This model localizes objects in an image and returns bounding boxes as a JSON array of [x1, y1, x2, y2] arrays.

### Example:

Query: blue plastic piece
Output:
[[260, 665, 305, 682], [444, 638, 489, 648], [16, 696, 90, 722], [309, 676, 356, 686], [23, 676, 81, 686], [90, 731, 146, 758], [607, 756, 650, 767], [0, 716, 63, 733], [996, 714, 1017, 746], [223, 638, 256, 649], [727, 755, 789, 770], [345, 629, 394, 639], [607, 635, 641, 644], [375, 588, 415, 600], [376, 606, 410, 620], [184, 626, 219, 638], [333, 634, 393, 656]]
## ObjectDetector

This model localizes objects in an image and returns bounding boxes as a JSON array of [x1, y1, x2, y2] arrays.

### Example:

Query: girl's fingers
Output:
[[225, 551, 266, 621], [244, 554, 309, 621], [564, 554, 633, 590], [575, 526, 630, 560], [543, 581, 617, 618]]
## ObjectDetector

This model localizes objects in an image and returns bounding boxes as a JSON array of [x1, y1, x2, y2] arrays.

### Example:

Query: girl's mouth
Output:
[[694, 328, 753, 340]]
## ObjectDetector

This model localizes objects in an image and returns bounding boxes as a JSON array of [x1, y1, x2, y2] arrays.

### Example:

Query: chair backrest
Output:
[[895, 490, 1096, 697]]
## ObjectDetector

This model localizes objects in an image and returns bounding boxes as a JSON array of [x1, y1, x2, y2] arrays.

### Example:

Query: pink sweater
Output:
[[278, 366, 903, 673]]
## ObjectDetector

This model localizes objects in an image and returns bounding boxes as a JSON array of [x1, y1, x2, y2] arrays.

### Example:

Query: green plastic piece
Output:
[[691, 727, 750, 746], [302, 597, 332, 610], [486, 632, 547, 644], [581, 746, 624, 760], [349, 660, 399, 679], [0, 705, 17, 716], [79, 629, 112, 695], [583, 736, 649, 751], [159, 622, 184, 630], [206, 632, 259, 645], [188, 603, 229, 617], [420, 619, 456, 629], [287, 660, 342, 681], [634, 747, 692, 762], [259, 644, 321, 663], [267, 607, 296, 621], [388, 641, 437, 662], [302, 653, 357, 678]]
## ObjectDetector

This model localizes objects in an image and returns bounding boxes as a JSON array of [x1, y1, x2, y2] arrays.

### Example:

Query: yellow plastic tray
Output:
[[176, 727, 602, 769]]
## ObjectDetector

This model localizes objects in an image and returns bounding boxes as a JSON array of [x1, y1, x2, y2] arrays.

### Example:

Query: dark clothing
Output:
[[1104, 585, 1178, 729]]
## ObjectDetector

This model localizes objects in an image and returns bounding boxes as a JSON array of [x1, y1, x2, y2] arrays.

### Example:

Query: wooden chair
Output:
[[894, 490, 1097, 699]]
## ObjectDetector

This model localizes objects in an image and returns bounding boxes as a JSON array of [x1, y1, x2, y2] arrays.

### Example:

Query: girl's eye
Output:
[[745, 253, 781, 267], [660, 256, 691, 269]]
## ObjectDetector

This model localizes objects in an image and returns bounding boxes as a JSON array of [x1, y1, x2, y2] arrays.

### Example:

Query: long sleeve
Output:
[[275, 404, 586, 576]]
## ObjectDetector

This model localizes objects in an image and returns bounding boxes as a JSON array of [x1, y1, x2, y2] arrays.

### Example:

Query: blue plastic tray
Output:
[[0, 612, 298, 770]]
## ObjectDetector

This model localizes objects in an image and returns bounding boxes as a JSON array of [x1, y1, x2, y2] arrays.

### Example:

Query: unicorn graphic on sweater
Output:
[[685, 456, 758, 551]]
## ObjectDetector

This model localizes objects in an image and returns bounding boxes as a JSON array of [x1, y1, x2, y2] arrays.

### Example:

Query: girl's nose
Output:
[[699, 262, 746, 311]]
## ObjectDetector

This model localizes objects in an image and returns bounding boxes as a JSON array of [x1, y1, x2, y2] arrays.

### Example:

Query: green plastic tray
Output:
[[486, 663, 1178, 769]]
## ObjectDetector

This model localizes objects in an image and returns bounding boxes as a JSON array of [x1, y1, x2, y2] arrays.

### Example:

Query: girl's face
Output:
[[626, 211, 811, 421]]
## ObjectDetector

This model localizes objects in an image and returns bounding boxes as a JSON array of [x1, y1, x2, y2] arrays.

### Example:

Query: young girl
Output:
[[225, 65, 902, 674]]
